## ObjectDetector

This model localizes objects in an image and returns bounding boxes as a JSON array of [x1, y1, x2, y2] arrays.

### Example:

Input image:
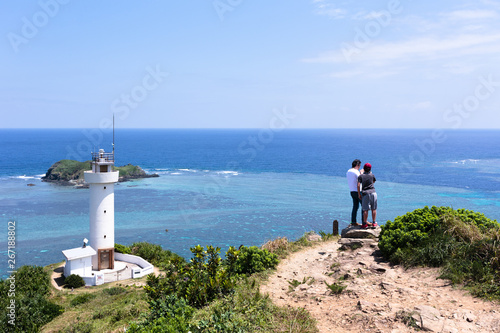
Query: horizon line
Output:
[[1, 127, 500, 130]]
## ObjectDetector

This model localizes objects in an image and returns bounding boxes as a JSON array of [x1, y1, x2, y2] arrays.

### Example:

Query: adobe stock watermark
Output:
[[7, 0, 70, 54], [6, 221, 17, 326], [213, 0, 243, 21], [65, 64, 168, 161], [385, 74, 499, 182], [179, 107, 297, 222], [341, 0, 404, 63]]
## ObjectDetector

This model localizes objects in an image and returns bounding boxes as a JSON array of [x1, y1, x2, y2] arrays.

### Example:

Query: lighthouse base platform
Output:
[[59, 252, 154, 287], [84, 253, 154, 286]]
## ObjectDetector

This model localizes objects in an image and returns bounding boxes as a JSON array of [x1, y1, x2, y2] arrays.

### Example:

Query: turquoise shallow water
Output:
[[1, 169, 499, 278], [1, 129, 499, 278]]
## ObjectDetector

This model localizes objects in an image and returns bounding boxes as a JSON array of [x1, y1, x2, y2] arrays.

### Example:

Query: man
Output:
[[346, 159, 362, 226], [357, 163, 378, 229]]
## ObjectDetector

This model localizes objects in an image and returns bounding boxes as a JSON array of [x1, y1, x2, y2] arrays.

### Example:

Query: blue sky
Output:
[[1, 0, 499, 128]]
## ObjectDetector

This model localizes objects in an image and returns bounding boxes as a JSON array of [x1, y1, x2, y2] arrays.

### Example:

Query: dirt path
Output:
[[50, 263, 65, 291], [260, 237, 500, 333]]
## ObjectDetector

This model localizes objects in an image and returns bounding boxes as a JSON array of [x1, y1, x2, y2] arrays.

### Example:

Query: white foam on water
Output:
[[216, 171, 239, 176], [14, 175, 36, 180]]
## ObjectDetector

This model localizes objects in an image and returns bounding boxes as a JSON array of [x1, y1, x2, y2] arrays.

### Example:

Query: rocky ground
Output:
[[260, 227, 500, 333]]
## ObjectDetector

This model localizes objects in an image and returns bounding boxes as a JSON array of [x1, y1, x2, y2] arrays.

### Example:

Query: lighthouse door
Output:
[[98, 249, 114, 270], [100, 251, 110, 269]]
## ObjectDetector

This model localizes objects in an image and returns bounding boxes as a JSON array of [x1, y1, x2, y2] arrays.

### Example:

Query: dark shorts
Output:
[[362, 192, 377, 211]]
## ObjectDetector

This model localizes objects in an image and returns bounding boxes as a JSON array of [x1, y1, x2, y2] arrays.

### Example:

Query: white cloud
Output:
[[311, 0, 347, 19], [355, 11, 389, 20], [305, 3, 500, 82], [443, 9, 498, 20], [303, 33, 500, 65]]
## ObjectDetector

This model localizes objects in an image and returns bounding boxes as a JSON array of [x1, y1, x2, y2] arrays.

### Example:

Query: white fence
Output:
[[114, 252, 154, 278]]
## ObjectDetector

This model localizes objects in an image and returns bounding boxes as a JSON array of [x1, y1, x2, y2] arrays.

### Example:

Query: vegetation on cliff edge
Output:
[[379, 206, 500, 300]]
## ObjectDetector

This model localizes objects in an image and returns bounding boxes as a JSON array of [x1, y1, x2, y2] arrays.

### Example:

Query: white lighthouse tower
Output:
[[84, 149, 119, 271]]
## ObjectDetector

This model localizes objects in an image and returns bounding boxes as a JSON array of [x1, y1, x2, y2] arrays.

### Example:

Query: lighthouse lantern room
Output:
[[84, 149, 119, 271]]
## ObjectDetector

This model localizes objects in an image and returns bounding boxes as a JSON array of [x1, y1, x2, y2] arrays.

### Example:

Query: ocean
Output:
[[1, 129, 499, 278]]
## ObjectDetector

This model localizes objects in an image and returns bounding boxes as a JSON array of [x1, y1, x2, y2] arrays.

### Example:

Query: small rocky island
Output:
[[42, 159, 159, 187]]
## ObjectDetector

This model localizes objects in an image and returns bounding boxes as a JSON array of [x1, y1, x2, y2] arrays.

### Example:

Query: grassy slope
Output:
[[46, 160, 90, 181], [41, 263, 149, 333], [41, 233, 327, 333]]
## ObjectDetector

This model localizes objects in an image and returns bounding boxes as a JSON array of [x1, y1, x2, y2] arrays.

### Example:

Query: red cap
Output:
[[364, 163, 372, 168]]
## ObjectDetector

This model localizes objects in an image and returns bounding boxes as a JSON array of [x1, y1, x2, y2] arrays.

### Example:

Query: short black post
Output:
[[332, 220, 339, 236]]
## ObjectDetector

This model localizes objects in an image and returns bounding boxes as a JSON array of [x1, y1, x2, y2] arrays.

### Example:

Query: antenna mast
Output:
[[112, 113, 115, 160]]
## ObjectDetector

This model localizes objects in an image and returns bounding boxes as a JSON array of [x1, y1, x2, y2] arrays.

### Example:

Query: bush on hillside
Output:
[[0, 266, 63, 332], [70, 293, 96, 307], [64, 274, 85, 289], [379, 206, 499, 262], [130, 242, 185, 267], [115, 243, 132, 254], [379, 206, 500, 300], [102, 286, 127, 296], [227, 246, 279, 275], [128, 295, 194, 333], [145, 245, 236, 308]]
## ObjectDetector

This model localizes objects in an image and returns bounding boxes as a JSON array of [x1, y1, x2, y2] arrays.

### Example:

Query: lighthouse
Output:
[[84, 149, 119, 271]]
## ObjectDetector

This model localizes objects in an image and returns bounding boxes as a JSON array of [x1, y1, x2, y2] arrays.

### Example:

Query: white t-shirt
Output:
[[346, 168, 360, 192]]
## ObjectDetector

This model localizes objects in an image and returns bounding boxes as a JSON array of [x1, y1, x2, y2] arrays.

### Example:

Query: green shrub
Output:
[[144, 245, 237, 309], [70, 293, 96, 307], [13, 265, 51, 298], [133, 241, 318, 333], [103, 286, 127, 296], [228, 246, 279, 275], [115, 243, 132, 254], [190, 277, 318, 333], [318, 230, 335, 241], [128, 294, 194, 332], [379, 206, 500, 300], [64, 274, 85, 289], [130, 242, 185, 267], [0, 266, 63, 332], [325, 281, 346, 295], [379, 206, 499, 260]]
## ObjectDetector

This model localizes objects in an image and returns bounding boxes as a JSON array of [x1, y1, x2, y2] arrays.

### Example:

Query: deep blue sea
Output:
[[1, 129, 500, 278]]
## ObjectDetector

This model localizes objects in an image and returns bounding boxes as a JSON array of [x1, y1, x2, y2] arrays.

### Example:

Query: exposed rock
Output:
[[341, 225, 381, 239], [357, 300, 386, 313], [412, 305, 444, 332], [380, 281, 396, 291], [369, 263, 387, 273], [306, 232, 322, 242], [338, 238, 378, 250]]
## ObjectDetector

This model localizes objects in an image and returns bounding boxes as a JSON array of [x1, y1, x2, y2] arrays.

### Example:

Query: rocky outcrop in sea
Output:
[[41, 160, 158, 187]]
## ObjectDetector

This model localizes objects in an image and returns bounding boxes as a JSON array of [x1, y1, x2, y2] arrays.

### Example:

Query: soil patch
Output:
[[260, 232, 500, 332]]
